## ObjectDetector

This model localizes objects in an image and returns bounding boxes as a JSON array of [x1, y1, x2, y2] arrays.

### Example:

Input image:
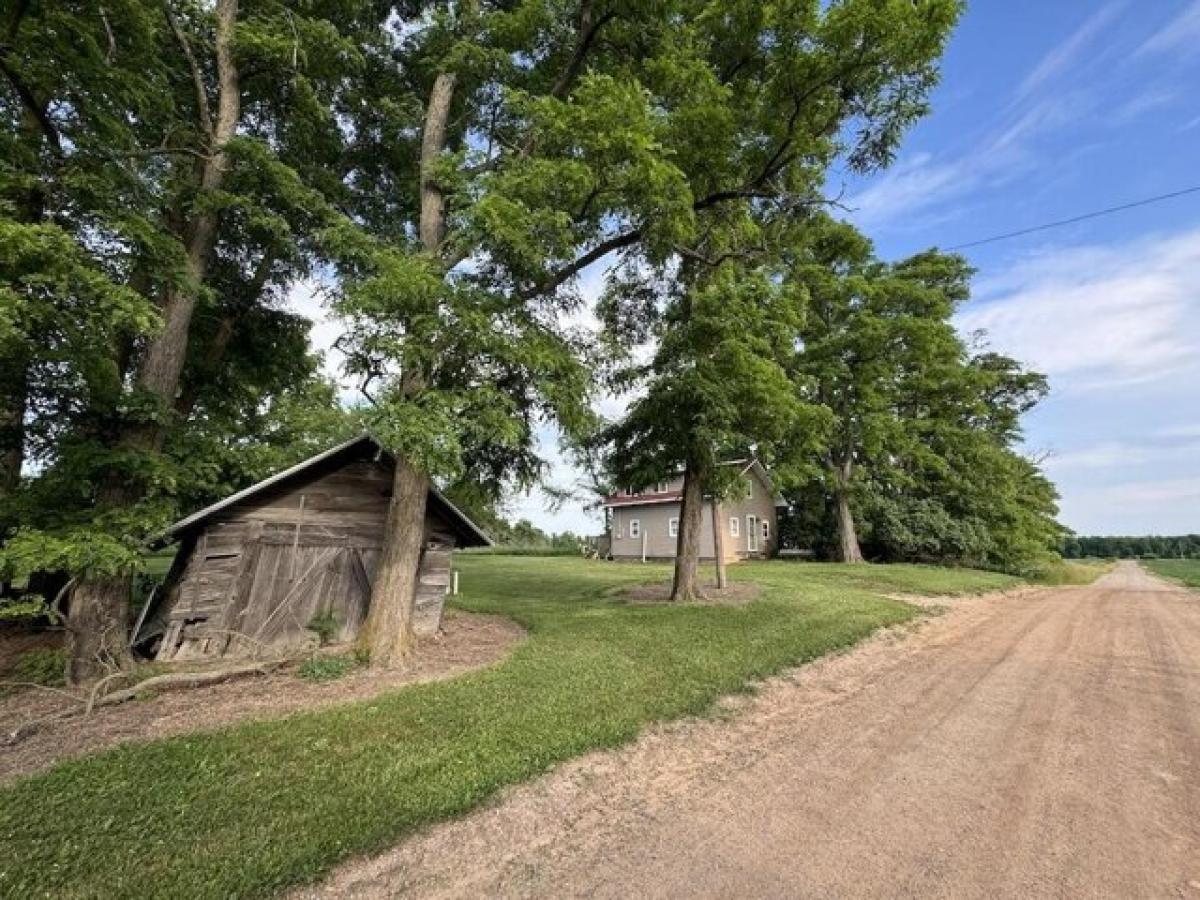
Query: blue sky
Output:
[[300, 2, 1200, 537], [841, 0, 1200, 538]]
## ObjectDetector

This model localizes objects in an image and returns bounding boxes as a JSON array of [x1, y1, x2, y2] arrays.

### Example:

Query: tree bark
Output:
[[711, 499, 728, 589], [832, 460, 864, 564], [132, 0, 241, 448], [418, 71, 457, 252], [356, 452, 430, 666], [670, 461, 704, 602], [64, 576, 132, 683], [359, 61, 460, 667], [66, 0, 242, 683]]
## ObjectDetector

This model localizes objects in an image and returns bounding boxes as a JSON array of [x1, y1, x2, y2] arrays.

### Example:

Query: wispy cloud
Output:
[[1046, 439, 1200, 472], [1110, 87, 1179, 125], [1017, 2, 1125, 99], [958, 228, 1200, 391], [1137, 0, 1200, 58]]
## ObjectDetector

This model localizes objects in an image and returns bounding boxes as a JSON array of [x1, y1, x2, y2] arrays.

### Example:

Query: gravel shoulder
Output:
[[302, 562, 1200, 899]]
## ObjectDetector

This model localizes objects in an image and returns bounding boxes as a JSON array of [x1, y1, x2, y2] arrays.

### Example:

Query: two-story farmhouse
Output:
[[603, 460, 784, 562]]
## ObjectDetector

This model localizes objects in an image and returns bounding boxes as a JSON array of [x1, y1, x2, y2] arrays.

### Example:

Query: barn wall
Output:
[[155, 453, 461, 660]]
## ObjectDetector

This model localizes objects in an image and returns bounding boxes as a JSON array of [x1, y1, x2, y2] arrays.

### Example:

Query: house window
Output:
[[668, 517, 679, 537], [762, 520, 770, 541], [729, 517, 740, 537], [654, 482, 668, 494], [746, 479, 753, 498], [629, 519, 641, 538], [623, 487, 636, 497]]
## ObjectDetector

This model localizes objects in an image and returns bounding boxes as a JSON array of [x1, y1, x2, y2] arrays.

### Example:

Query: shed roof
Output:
[[159, 434, 492, 547]]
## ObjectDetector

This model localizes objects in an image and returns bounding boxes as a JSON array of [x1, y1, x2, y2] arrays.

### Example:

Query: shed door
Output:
[[241, 543, 372, 650], [746, 515, 759, 553]]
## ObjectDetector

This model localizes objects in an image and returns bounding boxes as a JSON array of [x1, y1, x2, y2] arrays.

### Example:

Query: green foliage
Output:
[[8, 647, 66, 687], [0, 594, 52, 622], [1027, 559, 1113, 586], [1065, 535, 1200, 559], [305, 610, 340, 648], [782, 218, 1063, 572], [297, 655, 356, 683], [0, 554, 1014, 897]]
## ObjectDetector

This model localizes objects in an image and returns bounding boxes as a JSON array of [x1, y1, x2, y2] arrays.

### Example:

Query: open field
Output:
[[1142, 558, 1200, 589], [0, 558, 1014, 898]]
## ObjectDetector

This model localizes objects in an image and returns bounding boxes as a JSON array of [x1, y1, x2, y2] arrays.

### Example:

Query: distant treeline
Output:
[[1063, 535, 1200, 559]]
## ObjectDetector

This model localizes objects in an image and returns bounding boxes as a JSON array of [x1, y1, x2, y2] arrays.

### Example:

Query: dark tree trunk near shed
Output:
[[65, 0, 243, 683], [65, 575, 132, 683], [357, 453, 430, 666]]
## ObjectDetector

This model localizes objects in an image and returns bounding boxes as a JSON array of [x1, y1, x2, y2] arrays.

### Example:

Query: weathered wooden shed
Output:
[[136, 434, 491, 661]]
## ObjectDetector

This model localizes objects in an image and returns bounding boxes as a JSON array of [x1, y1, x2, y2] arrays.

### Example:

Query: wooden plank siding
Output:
[[151, 446, 467, 661]]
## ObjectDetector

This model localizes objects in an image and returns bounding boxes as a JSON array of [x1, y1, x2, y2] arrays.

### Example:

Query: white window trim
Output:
[[629, 519, 641, 539], [762, 520, 770, 540], [729, 517, 740, 537], [668, 517, 679, 537]]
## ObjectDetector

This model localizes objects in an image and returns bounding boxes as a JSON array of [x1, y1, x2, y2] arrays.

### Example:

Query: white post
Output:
[[452, 570, 459, 596], [642, 528, 647, 564]]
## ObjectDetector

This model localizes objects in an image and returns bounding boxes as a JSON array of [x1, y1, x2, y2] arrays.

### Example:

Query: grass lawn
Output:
[[1143, 558, 1200, 589], [1030, 558, 1115, 586], [0, 557, 1017, 898]]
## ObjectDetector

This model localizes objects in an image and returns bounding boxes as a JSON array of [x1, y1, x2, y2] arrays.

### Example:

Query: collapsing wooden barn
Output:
[[135, 434, 491, 661]]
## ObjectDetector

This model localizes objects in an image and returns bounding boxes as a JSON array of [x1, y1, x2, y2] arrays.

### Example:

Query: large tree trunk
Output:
[[132, 0, 241, 450], [711, 499, 727, 590], [357, 453, 430, 666], [65, 575, 132, 683], [65, 0, 242, 683], [832, 460, 864, 564], [670, 461, 704, 602], [358, 69, 458, 667]]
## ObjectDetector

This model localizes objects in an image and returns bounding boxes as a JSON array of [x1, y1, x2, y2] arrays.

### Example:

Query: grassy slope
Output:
[[0, 558, 1016, 898], [1030, 559, 1115, 586], [1143, 559, 1200, 589]]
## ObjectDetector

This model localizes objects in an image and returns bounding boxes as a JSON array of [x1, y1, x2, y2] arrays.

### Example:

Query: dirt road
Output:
[[306, 562, 1200, 899]]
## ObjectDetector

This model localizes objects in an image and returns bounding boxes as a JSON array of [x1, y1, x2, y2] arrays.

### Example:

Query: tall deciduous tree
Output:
[[786, 219, 1061, 571], [597, 0, 962, 599], [1, 0, 396, 681]]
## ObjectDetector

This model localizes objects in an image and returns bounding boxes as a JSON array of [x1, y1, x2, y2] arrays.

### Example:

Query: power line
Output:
[[945, 184, 1200, 251]]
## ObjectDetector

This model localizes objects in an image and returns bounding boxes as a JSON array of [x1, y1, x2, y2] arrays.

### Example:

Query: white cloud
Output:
[[1061, 477, 1200, 534], [1017, 2, 1125, 99], [1137, 0, 1200, 58], [958, 228, 1200, 391], [1046, 439, 1200, 474]]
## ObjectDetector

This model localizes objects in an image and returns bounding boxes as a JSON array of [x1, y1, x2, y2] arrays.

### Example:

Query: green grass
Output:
[[1142, 558, 1200, 589], [0, 557, 1016, 898], [1029, 558, 1115, 586]]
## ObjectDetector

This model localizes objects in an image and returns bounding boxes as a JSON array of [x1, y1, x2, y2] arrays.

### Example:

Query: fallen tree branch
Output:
[[89, 658, 290, 709], [1, 657, 293, 746]]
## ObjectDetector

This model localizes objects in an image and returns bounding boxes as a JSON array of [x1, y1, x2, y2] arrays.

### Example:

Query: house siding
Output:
[[608, 465, 778, 562]]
